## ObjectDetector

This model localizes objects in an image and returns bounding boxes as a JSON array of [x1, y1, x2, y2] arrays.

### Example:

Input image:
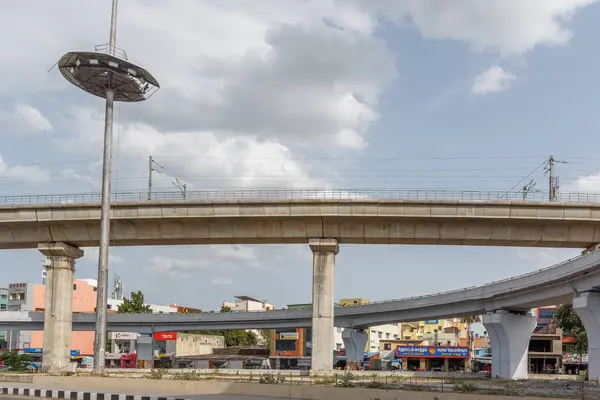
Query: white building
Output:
[[368, 323, 403, 353], [222, 295, 273, 311]]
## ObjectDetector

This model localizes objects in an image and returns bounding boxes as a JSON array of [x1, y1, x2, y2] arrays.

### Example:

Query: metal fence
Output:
[[2, 189, 600, 205]]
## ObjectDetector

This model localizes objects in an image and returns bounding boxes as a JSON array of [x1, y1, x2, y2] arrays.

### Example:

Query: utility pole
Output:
[[544, 155, 568, 202], [147, 155, 188, 200], [147, 155, 153, 200]]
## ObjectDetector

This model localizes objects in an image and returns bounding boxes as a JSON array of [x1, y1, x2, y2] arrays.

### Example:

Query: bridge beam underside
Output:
[[310, 238, 338, 372], [482, 311, 536, 379], [573, 292, 600, 380], [38, 242, 83, 372]]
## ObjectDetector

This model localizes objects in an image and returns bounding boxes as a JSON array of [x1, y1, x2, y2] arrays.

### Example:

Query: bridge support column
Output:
[[38, 242, 83, 372], [309, 238, 338, 372], [573, 292, 600, 380], [482, 311, 536, 379], [342, 329, 367, 367]]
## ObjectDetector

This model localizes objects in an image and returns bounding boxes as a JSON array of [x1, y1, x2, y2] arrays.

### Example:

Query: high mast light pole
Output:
[[57, 0, 160, 371]]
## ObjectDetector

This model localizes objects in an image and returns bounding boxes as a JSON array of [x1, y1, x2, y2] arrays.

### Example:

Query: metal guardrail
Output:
[[2, 189, 600, 205]]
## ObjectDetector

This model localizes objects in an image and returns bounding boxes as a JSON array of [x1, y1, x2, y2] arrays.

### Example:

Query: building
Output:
[[528, 306, 564, 374], [0, 287, 7, 348], [388, 318, 471, 371], [4, 280, 97, 354], [1, 278, 189, 359], [222, 296, 273, 312], [269, 302, 343, 370], [339, 298, 402, 354]]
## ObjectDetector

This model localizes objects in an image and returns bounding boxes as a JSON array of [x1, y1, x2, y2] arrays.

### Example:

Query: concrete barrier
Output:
[[0, 374, 34, 383], [21, 376, 571, 400]]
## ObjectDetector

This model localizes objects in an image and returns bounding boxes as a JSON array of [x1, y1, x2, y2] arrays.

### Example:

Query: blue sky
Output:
[[0, 0, 599, 310]]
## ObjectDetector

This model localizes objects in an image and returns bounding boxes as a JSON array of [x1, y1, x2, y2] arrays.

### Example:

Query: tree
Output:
[[555, 303, 587, 353], [117, 290, 153, 314], [189, 306, 259, 347], [1, 351, 32, 371]]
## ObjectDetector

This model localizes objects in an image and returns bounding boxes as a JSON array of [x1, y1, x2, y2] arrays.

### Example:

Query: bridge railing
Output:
[[2, 189, 600, 205]]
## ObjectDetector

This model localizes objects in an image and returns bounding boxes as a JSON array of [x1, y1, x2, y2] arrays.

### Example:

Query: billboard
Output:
[[154, 332, 177, 341], [395, 345, 469, 359]]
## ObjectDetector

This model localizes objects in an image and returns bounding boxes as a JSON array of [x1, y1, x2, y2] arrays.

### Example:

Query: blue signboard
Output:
[[395, 346, 469, 358], [23, 348, 42, 354], [425, 320, 439, 324], [23, 348, 80, 357]]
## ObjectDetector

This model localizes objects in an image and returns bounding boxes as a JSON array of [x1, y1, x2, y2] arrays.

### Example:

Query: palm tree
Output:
[[461, 315, 481, 371]]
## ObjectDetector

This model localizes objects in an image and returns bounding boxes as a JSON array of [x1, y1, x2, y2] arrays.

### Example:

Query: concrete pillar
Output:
[[38, 242, 83, 372], [136, 333, 153, 368], [309, 238, 338, 371], [573, 292, 600, 380], [482, 311, 536, 379], [342, 329, 367, 365]]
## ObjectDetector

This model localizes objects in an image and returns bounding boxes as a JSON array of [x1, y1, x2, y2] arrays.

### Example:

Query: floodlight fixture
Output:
[[58, 47, 159, 102]]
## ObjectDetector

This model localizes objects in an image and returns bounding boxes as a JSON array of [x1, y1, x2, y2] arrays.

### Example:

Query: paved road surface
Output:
[[2, 396, 290, 400]]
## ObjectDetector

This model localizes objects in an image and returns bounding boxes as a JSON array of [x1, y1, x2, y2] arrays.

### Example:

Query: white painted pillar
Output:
[[38, 242, 83, 372], [482, 311, 536, 379], [573, 292, 600, 380], [309, 238, 338, 371], [342, 329, 367, 364]]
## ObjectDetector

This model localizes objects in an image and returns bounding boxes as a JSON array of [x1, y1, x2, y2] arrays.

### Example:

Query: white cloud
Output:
[[148, 255, 197, 280], [0, 155, 50, 183], [565, 173, 600, 193], [63, 113, 328, 191], [212, 277, 234, 286], [471, 66, 517, 95], [358, 0, 598, 56], [0, 105, 52, 135]]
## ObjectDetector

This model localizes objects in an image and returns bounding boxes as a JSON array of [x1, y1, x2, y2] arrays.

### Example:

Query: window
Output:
[[386, 333, 390, 339], [384, 343, 392, 350], [275, 340, 296, 351], [0, 304, 6, 310], [378, 332, 382, 339], [93, 287, 97, 292], [336, 343, 342, 351], [73, 284, 77, 290]]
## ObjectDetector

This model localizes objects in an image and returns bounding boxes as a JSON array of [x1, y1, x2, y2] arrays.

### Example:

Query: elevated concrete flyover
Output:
[[2, 189, 600, 249], [2, 250, 600, 332]]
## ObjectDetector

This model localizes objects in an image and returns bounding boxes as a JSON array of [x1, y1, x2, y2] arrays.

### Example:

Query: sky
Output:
[[1, 0, 600, 312]]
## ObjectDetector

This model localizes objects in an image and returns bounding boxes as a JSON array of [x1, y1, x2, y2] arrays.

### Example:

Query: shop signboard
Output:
[[563, 353, 589, 364], [154, 332, 177, 341], [297, 358, 311, 367], [110, 332, 138, 340], [23, 348, 42, 354], [395, 345, 469, 358], [425, 320, 439, 325], [70, 350, 80, 357], [279, 332, 299, 340], [104, 352, 122, 360]]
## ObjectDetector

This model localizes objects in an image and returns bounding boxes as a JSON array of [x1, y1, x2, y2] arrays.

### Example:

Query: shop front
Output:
[[395, 345, 469, 372]]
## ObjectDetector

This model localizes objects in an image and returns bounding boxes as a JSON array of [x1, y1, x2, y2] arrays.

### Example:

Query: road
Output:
[[0, 396, 290, 400]]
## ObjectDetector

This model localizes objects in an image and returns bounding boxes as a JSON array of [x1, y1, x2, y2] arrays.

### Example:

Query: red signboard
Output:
[[154, 332, 177, 341]]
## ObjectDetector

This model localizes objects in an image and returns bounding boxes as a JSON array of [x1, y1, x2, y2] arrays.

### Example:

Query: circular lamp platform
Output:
[[58, 51, 159, 102]]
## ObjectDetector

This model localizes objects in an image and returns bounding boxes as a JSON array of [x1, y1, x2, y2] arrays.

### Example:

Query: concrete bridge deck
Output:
[[2, 189, 600, 248]]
